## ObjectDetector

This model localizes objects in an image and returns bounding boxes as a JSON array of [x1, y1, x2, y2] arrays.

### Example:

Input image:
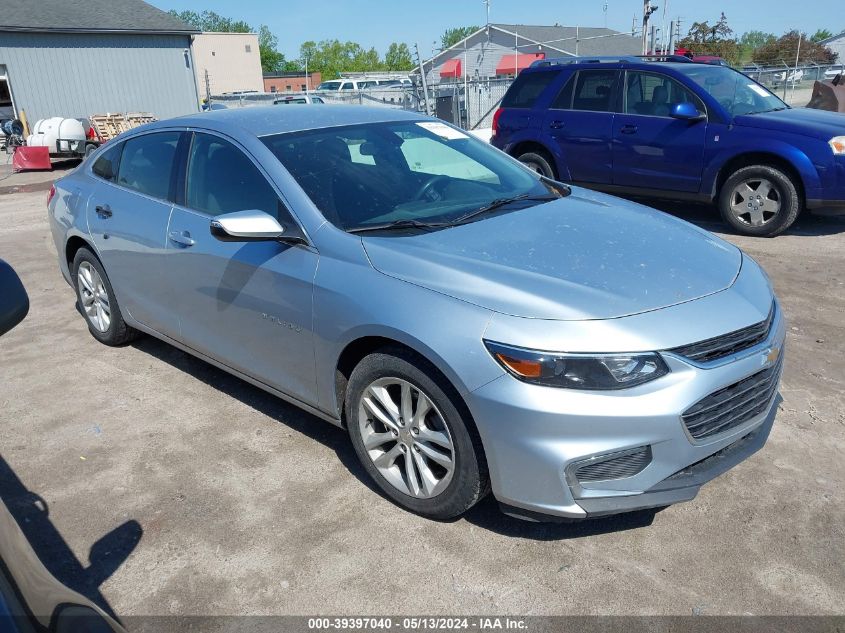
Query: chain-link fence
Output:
[[210, 62, 844, 130]]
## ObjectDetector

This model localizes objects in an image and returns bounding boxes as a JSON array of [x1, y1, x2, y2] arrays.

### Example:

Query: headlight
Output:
[[484, 341, 669, 390], [829, 136, 845, 155]]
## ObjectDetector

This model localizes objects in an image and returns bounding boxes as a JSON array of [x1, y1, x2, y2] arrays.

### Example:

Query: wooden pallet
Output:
[[90, 113, 157, 142]]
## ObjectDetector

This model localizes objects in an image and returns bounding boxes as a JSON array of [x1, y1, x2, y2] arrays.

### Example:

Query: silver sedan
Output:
[[48, 106, 784, 521]]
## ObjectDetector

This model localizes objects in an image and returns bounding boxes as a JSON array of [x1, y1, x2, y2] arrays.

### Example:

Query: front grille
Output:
[[682, 355, 783, 440], [669, 302, 775, 363], [574, 446, 652, 483]]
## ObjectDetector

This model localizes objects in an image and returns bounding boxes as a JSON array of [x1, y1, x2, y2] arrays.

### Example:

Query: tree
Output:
[[385, 43, 414, 70], [678, 13, 741, 65], [810, 29, 833, 43], [298, 39, 386, 79], [440, 26, 481, 50], [168, 9, 287, 73], [753, 30, 837, 64], [740, 30, 776, 50]]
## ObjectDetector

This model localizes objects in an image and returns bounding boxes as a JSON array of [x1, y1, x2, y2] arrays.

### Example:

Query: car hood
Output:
[[361, 190, 742, 321], [734, 107, 845, 139]]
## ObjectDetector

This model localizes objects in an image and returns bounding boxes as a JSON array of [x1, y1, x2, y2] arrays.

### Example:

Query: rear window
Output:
[[571, 70, 618, 112], [501, 70, 559, 109], [116, 132, 180, 200]]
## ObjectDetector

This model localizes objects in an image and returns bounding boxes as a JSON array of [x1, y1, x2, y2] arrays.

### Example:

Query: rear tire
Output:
[[517, 151, 557, 179], [718, 164, 800, 237], [72, 248, 141, 346], [345, 348, 488, 520]]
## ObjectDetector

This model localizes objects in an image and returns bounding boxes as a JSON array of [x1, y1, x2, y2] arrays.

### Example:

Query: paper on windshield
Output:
[[416, 121, 469, 140], [748, 84, 771, 98]]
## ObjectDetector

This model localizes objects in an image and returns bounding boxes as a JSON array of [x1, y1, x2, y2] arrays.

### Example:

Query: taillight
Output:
[[491, 108, 503, 136], [47, 184, 56, 207]]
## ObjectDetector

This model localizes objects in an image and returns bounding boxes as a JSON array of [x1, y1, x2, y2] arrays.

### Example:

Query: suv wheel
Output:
[[72, 248, 141, 346], [517, 151, 557, 179], [718, 165, 800, 237], [345, 348, 488, 520]]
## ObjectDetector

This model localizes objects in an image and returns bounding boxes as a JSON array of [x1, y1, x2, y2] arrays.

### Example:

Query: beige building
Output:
[[192, 32, 263, 97]]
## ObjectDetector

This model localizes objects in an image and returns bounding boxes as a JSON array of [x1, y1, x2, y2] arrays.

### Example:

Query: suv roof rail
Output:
[[530, 54, 693, 69], [530, 56, 640, 68]]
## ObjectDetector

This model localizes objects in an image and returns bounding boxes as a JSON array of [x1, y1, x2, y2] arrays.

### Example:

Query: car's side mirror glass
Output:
[[0, 259, 29, 337], [670, 102, 705, 121], [210, 210, 306, 245]]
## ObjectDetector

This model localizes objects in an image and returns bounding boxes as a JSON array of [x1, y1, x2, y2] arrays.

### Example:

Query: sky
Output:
[[163, 0, 843, 59]]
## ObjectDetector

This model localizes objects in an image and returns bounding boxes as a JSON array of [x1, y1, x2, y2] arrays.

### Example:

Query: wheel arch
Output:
[[712, 151, 809, 204], [508, 140, 560, 178], [65, 234, 96, 268]]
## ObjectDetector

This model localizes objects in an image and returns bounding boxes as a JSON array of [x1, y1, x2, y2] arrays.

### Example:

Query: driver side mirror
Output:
[[210, 210, 307, 245], [670, 102, 706, 121], [0, 259, 29, 337]]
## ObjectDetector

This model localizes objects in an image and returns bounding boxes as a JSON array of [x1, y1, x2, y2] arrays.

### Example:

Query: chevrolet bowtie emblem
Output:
[[764, 347, 781, 366]]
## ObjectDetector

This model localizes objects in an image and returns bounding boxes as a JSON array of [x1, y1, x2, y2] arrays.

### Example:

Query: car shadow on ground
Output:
[[0, 455, 140, 622], [632, 197, 845, 238], [130, 337, 659, 540]]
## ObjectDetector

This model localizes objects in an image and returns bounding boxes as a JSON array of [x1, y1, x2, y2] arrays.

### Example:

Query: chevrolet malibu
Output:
[[48, 106, 785, 521]]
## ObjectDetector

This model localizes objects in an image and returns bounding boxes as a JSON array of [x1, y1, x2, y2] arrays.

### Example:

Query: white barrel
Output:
[[25, 117, 86, 153]]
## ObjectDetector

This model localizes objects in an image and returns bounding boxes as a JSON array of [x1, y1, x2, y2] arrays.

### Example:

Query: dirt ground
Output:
[[0, 163, 843, 618]]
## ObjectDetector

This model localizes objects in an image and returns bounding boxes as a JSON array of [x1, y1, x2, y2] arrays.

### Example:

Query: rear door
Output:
[[612, 70, 707, 192], [496, 70, 560, 142], [543, 69, 620, 184], [86, 131, 183, 338], [164, 131, 319, 404]]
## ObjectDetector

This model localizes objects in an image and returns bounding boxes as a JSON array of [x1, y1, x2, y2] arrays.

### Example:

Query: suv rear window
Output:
[[501, 71, 559, 108]]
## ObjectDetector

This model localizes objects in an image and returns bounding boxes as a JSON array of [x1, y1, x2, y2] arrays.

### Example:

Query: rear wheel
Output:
[[718, 165, 800, 237], [345, 348, 488, 520], [517, 151, 557, 179], [72, 248, 140, 346]]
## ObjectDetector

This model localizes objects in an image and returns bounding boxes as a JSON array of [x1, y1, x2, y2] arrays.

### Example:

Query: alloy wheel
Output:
[[357, 377, 455, 499], [729, 178, 781, 227], [77, 261, 111, 333]]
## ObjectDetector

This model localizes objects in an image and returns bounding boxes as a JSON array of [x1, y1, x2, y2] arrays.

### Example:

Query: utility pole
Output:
[[204, 69, 211, 107], [414, 43, 432, 116], [642, 0, 658, 55]]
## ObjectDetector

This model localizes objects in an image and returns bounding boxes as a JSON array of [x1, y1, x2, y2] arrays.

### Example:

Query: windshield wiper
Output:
[[347, 219, 448, 234], [451, 193, 561, 226]]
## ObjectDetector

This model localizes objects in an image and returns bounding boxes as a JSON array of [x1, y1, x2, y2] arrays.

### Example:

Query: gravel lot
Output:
[[0, 165, 843, 618]]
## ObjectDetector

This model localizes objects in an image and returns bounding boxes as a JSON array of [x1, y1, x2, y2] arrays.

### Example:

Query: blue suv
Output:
[[491, 56, 845, 236]]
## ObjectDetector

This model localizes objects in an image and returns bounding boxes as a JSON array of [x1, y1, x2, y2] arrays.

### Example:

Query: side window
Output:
[[341, 82, 354, 91], [91, 143, 122, 182], [116, 132, 180, 200], [571, 70, 618, 112], [625, 71, 704, 117], [550, 73, 576, 109], [185, 133, 285, 221], [501, 71, 559, 108]]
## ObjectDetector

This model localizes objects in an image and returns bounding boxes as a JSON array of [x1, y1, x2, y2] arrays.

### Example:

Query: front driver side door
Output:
[[612, 70, 708, 193], [164, 131, 319, 406]]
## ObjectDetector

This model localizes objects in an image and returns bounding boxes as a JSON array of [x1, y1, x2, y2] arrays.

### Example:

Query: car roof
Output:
[[155, 105, 429, 137]]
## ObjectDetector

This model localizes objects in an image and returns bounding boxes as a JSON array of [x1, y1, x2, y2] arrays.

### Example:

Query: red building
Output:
[[263, 71, 321, 93]]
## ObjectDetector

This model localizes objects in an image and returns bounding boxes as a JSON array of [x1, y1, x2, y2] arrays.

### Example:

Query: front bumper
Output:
[[468, 305, 786, 521]]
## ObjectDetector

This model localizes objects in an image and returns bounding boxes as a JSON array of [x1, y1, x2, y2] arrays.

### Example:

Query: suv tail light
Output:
[[47, 184, 56, 207], [491, 108, 503, 136]]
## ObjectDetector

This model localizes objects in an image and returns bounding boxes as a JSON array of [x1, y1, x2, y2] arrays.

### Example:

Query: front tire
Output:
[[72, 248, 140, 346], [345, 348, 488, 520], [718, 165, 800, 237]]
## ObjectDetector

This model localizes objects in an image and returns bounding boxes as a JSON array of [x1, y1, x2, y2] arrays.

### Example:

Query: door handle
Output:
[[549, 120, 565, 129], [95, 205, 112, 219], [620, 124, 638, 134], [169, 230, 195, 247]]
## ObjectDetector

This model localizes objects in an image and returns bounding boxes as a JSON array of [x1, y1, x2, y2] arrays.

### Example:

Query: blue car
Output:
[[491, 56, 845, 236]]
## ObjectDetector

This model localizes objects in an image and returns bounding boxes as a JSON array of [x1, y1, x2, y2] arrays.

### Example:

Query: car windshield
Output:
[[676, 65, 787, 115], [262, 120, 564, 232]]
